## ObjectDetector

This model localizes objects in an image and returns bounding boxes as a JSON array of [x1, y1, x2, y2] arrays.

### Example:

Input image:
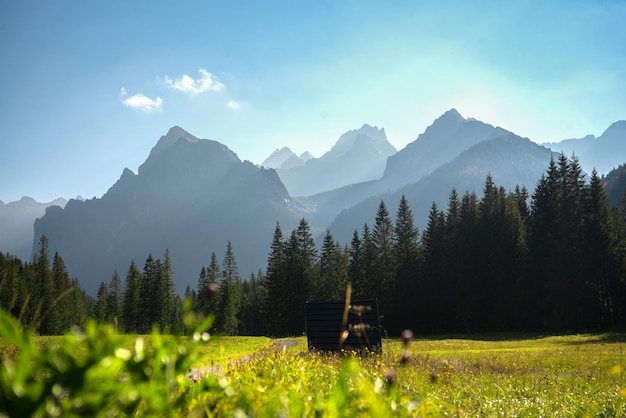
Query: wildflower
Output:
[[385, 368, 396, 385]]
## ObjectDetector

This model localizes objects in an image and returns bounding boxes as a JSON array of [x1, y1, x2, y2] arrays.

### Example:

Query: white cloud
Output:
[[227, 100, 241, 109], [120, 86, 127, 96], [122, 93, 163, 113], [164, 68, 225, 95]]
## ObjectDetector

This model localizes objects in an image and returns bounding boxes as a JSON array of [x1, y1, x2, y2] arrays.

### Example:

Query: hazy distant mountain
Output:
[[0, 196, 67, 260], [327, 134, 557, 244], [261, 148, 314, 170], [305, 109, 530, 229], [276, 124, 397, 196], [382, 109, 525, 187], [545, 120, 626, 175], [34, 127, 305, 295]]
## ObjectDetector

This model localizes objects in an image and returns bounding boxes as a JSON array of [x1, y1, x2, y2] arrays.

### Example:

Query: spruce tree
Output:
[[263, 222, 287, 336], [49, 252, 71, 334], [217, 241, 242, 335], [393, 195, 420, 332], [122, 260, 141, 333], [93, 281, 109, 323], [316, 230, 349, 302], [107, 271, 123, 330]]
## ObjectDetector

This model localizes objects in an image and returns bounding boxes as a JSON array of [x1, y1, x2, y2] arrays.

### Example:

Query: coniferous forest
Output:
[[2, 154, 626, 337]]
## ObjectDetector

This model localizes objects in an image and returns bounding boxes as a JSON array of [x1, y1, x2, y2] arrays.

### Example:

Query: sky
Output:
[[1, 0, 625, 203]]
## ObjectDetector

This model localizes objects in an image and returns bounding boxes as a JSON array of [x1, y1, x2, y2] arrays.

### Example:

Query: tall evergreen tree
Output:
[[216, 241, 242, 335], [263, 222, 288, 336], [393, 195, 421, 332], [138, 254, 157, 333], [34, 235, 59, 335], [282, 219, 318, 335], [93, 281, 109, 323], [49, 252, 71, 334], [107, 271, 123, 330], [372, 201, 395, 310], [316, 230, 349, 301], [122, 260, 141, 333], [159, 249, 177, 332]]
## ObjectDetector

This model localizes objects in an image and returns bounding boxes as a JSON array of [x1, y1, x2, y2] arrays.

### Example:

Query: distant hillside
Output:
[[546, 120, 626, 175], [0, 196, 67, 260], [327, 135, 556, 243], [276, 124, 396, 196], [34, 127, 305, 295]]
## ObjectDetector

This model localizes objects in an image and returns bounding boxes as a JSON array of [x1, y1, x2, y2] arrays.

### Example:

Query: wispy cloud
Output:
[[164, 68, 225, 95], [121, 87, 163, 113], [227, 100, 241, 109]]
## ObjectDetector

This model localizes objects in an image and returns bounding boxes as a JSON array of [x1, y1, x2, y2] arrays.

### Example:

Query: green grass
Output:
[[2, 326, 625, 416], [1, 333, 271, 368], [188, 333, 626, 416]]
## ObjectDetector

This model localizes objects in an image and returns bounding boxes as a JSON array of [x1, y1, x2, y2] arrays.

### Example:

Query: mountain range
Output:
[[274, 124, 396, 196], [261, 147, 313, 170], [0, 196, 67, 261], [544, 120, 626, 175], [1, 111, 624, 295]]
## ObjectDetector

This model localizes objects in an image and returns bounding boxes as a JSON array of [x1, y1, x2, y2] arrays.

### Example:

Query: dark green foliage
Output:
[[0, 236, 88, 335], [262, 222, 288, 336], [216, 241, 242, 335], [122, 260, 141, 333]]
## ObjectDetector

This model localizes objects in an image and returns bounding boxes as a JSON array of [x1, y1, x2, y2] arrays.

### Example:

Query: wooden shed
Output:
[[305, 298, 382, 352]]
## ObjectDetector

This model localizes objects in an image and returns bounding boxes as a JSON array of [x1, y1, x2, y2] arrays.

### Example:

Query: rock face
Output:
[[0, 196, 67, 260], [34, 127, 305, 295], [275, 124, 397, 196]]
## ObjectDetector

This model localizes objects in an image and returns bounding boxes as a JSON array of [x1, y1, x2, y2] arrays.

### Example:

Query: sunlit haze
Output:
[[1, 1, 624, 202]]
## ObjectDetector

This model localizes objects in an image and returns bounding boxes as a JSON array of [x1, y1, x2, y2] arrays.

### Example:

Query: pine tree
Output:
[[107, 271, 123, 330], [34, 235, 59, 335], [263, 222, 287, 336], [239, 272, 265, 335], [93, 281, 109, 323], [348, 229, 363, 295], [358, 223, 377, 300], [159, 249, 176, 332], [281, 219, 318, 335], [197, 252, 220, 318], [217, 242, 242, 335], [373, 201, 396, 316], [316, 230, 349, 302], [581, 169, 620, 329], [138, 254, 157, 333], [122, 260, 141, 333], [49, 252, 71, 334], [393, 195, 421, 332]]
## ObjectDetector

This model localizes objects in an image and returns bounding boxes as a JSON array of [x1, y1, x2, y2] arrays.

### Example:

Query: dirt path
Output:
[[187, 339, 300, 382]]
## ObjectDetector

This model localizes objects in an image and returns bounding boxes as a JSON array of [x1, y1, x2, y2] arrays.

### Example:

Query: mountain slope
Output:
[[34, 127, 305, 295], [546, 120, 626, 175], [0, 197, 67, 260], [305, 109, 530, 230], [276, 124, 396, 196], [327, 135, 556, 244]]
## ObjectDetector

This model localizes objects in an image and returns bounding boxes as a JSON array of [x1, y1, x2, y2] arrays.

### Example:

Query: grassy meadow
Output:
[[1, 318, 625, 416]]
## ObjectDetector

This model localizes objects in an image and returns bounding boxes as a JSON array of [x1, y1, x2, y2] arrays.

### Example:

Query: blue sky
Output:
[[1, 0, 625, 203]]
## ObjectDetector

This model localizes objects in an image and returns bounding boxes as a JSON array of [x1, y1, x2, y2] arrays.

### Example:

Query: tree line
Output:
[[2, 153, 626, 336]]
